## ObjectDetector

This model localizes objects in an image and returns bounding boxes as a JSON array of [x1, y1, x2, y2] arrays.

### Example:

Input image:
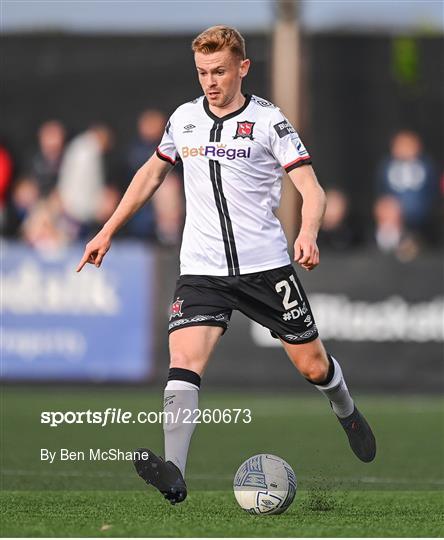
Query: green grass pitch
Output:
[[1, 387, 443, 537]]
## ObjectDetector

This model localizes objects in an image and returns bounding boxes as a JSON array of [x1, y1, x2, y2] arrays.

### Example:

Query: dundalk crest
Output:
[[170, 297, 184, 319], [234, 121, 255, 140]]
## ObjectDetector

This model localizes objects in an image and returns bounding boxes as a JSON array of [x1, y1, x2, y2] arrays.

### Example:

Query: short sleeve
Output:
[[269, 111, 312, 173], [156, 116, 178, 165]]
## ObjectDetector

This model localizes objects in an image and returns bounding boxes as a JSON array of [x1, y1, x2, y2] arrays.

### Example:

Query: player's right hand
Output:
[[76, 230, 112, 272]]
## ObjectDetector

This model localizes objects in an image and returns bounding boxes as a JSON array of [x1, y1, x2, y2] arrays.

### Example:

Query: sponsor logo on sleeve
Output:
[[273, 120, 296, 138], [292, 137, 309, 156]]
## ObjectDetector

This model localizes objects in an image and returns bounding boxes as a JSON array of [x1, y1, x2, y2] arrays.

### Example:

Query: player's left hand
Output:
[[293, 232, 319, 271]]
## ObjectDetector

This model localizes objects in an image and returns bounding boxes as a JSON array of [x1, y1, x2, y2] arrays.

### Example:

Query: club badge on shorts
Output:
[[170, 297, 184, 320], [234, 121, 255, 140]]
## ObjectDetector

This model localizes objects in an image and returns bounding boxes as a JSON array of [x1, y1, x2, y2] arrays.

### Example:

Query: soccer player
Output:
[[77, 25, 376, 504]]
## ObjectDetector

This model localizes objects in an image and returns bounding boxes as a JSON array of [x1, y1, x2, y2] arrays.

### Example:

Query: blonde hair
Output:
[[192, 25, 246, 60]]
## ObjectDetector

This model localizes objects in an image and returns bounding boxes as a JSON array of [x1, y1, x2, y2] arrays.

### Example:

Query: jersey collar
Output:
[[203, 94, 252, 123]]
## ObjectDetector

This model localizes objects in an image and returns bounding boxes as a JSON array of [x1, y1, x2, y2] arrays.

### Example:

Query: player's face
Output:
[[195, 49, 250, 110]]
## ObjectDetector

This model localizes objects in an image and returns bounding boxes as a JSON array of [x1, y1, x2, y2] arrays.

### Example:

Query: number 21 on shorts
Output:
[[275, 275, 303, 310]]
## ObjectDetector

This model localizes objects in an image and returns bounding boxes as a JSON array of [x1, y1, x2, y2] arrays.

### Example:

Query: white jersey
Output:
[[157, 94, 312, 276]]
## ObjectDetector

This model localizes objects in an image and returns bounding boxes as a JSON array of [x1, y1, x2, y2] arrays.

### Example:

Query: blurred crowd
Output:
[[318, 130, 442, 261], [0, 110, 183, 251], [0, 116, 442, 261]]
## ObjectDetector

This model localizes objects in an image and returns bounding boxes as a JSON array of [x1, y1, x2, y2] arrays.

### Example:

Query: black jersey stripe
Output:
[[209, 121, 223, 142], [214, 160, 239, 273], [215, 122, 223, 142], [209, 123, 217, 142], [207, 117, 238, 275], [209, 159, 239, 276], [208, 159, 233, 274]]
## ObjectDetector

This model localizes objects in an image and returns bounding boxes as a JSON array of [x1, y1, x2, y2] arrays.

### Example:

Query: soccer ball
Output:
[[233, 454, 297, 515]]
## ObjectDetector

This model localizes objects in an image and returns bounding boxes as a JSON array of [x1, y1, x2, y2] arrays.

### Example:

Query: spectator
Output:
[[21, 196, 73, 252], [10, 177, 39, 226], [127, 110, 166, 178], [123, 110, 163, 240], [373, 195, 404, 252], [57, 124, 116, 237], [374, 130, 438, 255], [26, 120, 66, 198], [124, 110, 183, 244]]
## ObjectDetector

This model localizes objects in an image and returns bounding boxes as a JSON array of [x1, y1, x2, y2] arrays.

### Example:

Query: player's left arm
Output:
[[287, 165, 326, 271]]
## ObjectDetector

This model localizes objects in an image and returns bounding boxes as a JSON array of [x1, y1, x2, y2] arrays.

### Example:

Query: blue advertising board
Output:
[[1, 240, 154, 381]]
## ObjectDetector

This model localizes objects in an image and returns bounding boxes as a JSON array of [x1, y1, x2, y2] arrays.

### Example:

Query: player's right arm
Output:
[[76, 153, 172, 272]]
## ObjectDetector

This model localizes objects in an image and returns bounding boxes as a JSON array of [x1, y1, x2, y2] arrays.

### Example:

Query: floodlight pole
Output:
[[272, 0, 303, 249]]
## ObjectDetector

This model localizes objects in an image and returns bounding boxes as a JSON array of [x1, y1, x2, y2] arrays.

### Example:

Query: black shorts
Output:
[[168, 264, 318, 344]]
